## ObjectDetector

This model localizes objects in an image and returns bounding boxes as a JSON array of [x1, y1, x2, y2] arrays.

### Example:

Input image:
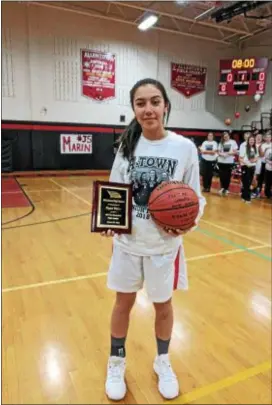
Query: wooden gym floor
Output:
[[2, 175, 271, 405]]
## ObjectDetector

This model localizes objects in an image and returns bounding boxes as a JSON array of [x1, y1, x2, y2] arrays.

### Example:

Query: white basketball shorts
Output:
[[107, 244, 180, 303]]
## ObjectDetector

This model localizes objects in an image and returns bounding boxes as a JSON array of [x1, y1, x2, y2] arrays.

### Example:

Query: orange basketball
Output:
[[148, 181, 199, 231]]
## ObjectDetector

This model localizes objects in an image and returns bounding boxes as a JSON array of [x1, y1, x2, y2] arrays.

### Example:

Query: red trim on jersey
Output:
[[173, 247, 180, 290]]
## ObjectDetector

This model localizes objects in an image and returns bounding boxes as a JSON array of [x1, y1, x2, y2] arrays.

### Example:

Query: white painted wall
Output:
[[3, 2, 260, 130], [235, 40, 272, 131], [2, 3, 31, 121]]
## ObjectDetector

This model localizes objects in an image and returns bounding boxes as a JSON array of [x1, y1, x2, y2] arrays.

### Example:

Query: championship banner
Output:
[[81, 49, 115, 101], [171, 63, 207, 98], [60, 134, 93, 154]]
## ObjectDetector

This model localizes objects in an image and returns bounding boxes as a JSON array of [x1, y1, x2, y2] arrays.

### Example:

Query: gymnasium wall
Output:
[[237, 37, 272, 131], [3, 2, 270, 172], [2, 1, 237, 130]]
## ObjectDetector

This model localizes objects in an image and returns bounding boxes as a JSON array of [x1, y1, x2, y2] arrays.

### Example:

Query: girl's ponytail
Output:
[[118, 118, 142, 161]]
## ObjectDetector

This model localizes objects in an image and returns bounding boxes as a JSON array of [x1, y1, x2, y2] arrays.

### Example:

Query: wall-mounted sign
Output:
[[60, 134, 93, 154]]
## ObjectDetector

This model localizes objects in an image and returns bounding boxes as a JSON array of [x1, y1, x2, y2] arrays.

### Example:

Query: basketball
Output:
[[148, 181, 199, 231]]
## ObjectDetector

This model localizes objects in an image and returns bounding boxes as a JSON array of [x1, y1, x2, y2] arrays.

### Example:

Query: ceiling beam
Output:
[[29, 1, 232, 45], [224, 33, 240, 41], [134, 12, 145, 24], [133, 1, 157, 24], [218, 28, 226, 38], [106, 3, 111, 15], [112, 1, 251, 35], [194, 6, 215, 21], [113, 3, 126, 19], [171, 17, 182, 32], [239, 26, 272, 43], [239, 15, 250, 32]]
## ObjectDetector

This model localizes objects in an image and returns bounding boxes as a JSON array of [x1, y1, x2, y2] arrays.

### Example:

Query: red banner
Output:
[[81, 49, 115, 101], [171, 63, 207, 98]]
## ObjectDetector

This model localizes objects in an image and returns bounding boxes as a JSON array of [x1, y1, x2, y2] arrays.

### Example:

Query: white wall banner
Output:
[[60, 134, 93, 154]]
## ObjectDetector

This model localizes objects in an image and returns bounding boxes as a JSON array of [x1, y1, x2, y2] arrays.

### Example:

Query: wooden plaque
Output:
[[91, 181, 132, 234]]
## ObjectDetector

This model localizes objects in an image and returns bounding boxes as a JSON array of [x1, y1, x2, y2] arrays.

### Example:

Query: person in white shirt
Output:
[[199, 132, 218, 192], [239, 134, 258, 203], [217, 132, 238, 196], [238, 131, 251, 195], [256, 131, 272, 197], [239, 131, 251, 157], [255, 133, 263, 175], [101, 78, 206, 401], [264, 144, 272, 199], [251, 133, 263, 197]]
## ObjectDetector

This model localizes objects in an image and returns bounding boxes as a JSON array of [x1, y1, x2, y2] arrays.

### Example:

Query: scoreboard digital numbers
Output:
[[218, 57, 269, 96]]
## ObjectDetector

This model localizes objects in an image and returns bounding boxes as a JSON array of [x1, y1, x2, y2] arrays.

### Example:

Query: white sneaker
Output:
[[218, 188, 224, 196], [153, 354, 179, 399], [105, 356, 126, 401]]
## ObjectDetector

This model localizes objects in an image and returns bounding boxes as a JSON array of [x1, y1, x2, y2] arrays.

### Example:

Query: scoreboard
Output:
[[218, 57, 269, 96]]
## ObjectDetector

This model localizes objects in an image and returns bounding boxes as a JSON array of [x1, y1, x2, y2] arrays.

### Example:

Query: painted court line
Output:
[[47, 184, 272, 251], [186, 244, 270, 262], [2, 189, 67, 194], [221, 223, 269, 231], [40, 182, 271, 252], [198, 228, 271, 262], [164, 360, 271, 404], [2, 272, 108, 293], [201, 219, 270, 246], [50, 179, 92, 206], [25, 186, 92, 193], [2, 245, 268, 293], [1, 191, 26, 194]]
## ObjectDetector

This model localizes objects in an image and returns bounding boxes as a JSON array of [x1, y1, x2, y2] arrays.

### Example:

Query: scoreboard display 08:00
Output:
[[218, 57, 269, 96]]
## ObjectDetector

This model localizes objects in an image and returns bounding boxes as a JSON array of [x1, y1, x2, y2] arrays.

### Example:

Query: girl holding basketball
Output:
[[101, 78, 206, 401]]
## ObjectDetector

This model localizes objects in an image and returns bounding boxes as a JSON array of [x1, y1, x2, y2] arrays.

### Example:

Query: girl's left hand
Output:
[[164, 223, 196, 236]]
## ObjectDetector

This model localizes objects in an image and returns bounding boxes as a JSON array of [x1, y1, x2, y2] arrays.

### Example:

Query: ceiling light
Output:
[[138, 14, 158, 31]]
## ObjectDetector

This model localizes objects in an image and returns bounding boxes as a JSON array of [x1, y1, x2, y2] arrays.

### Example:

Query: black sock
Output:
[[156, 337, 170, 355], [110, 336, 126, 358]]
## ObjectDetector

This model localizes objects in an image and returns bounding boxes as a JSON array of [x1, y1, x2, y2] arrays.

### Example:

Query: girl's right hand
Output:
[[101, 229, 115, 237]]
